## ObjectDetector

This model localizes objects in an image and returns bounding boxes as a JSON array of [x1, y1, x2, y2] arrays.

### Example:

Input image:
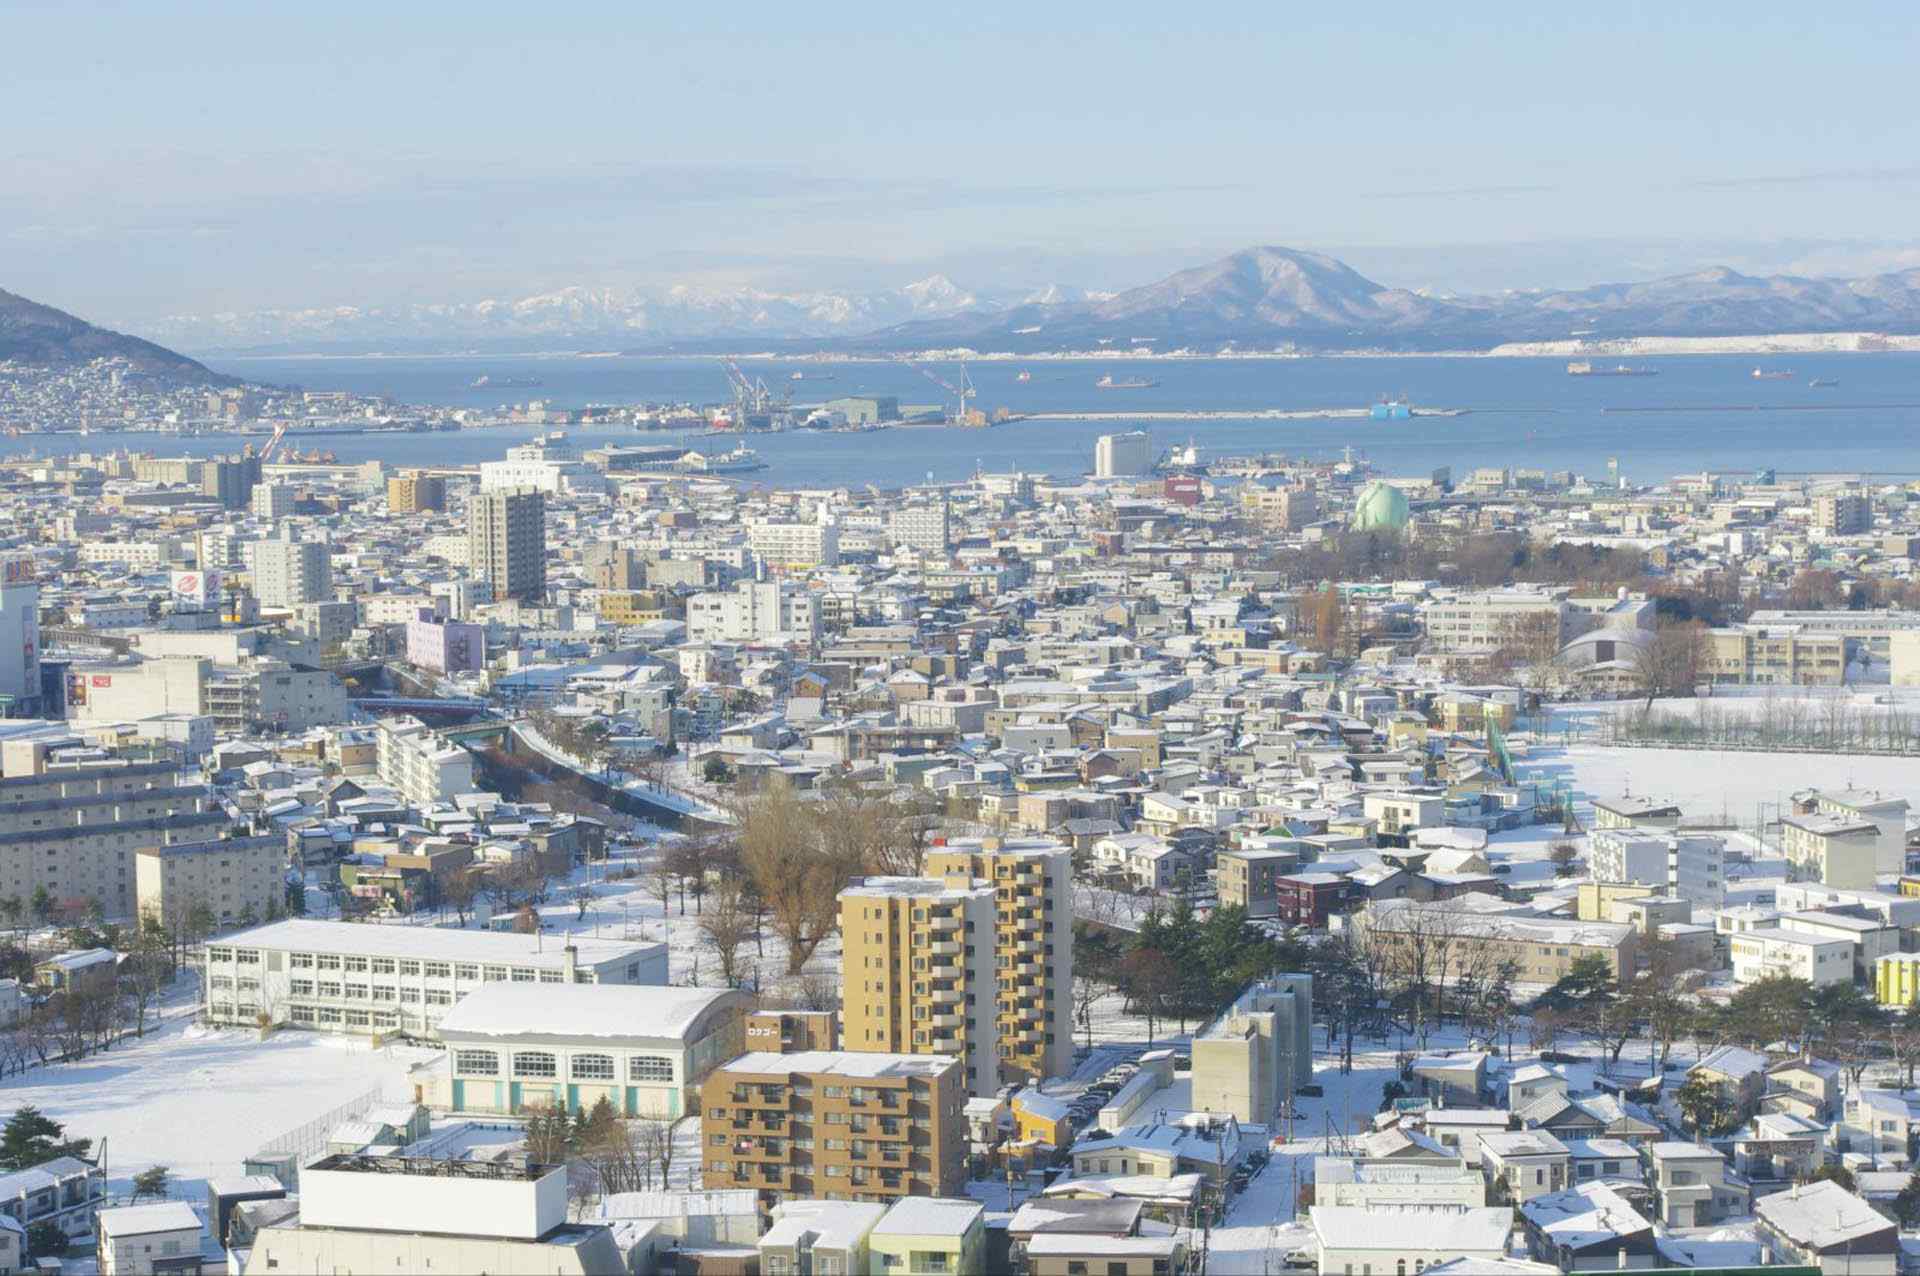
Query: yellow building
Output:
[[1876, 953, 1920, 1007], [838, 875, 1001, 1098], [386, 473, 446, 514], [924, 837, 1075, 1085], [1702, 626, 1846, 686], [595, 590, 677, 625], [1010, 1087, 1073, 1150]]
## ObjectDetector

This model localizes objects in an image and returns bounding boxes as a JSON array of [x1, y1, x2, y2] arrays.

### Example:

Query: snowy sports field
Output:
[[0, 1012, 436, 1198]]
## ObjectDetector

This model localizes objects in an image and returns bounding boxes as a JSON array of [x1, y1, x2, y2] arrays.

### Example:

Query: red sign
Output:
[[91, 675, 112, 688]]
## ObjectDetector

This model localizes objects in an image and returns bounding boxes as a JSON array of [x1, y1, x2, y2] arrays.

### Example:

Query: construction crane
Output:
[[894, 356, 976, 424]]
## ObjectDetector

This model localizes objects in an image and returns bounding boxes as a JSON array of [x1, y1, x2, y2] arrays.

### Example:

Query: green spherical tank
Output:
[[1350, 481, 1410, 531]]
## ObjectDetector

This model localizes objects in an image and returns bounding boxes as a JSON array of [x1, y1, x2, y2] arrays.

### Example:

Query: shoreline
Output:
[[194, 334, 1920, 364]]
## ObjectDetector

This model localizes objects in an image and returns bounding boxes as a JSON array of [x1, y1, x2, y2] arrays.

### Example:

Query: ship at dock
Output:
[[1567, 361, 1657, 376], [1096, 374, 1158, 389]]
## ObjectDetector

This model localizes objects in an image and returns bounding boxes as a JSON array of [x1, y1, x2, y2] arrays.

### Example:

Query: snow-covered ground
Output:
[[0, 1014, 435, 1198]]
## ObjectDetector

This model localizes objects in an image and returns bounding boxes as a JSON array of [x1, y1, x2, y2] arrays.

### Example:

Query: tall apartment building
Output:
[[375, 716, 476, 808], [136, 834, 284, 933], [1093, 431, 1153, 479], [250, 482, 296, 522], [0, 582, 40, 711], [201, 457, 257, 511], [204, 659, 349, 733], [1813, 488, 1871, 535], [923, 837, 1075, 1084], [252, 537, 333, 608], [687, 581, 820, 643], [889, 502, 951, 555], [700, 1050, 966, 1210], [386, 472, 447, 513], [839, 876, 1001, 1097], [468, 487, 547, 602]]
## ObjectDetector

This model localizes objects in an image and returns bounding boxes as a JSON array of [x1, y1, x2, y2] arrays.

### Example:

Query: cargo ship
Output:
[[1809, 378, 1840, 388], [1567, 361, 1657, 376], [470, 374, 544, 388], [1752, 368, 1795, 380], [1096, 374, 1159, 389]]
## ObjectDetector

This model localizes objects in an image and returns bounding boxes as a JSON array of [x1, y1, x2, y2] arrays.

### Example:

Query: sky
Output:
[[4, 0, 1920, 324]]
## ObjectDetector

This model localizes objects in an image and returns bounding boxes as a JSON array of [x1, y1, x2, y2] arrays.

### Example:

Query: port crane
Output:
[[721, 359, 787, 425], [894, 356, 976, 424], [245, 421, 292, 463]]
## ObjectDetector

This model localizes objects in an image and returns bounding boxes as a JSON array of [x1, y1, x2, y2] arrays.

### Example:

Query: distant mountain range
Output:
[[0, 288, 234, 384], [137, 276, 1110, 355], [865, 248, 1920, 352], [59, 245, 1920, 357]]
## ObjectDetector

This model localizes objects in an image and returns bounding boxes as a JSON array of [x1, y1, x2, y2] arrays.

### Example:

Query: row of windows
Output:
[[213, 949, 599, 983], [452, 1049, 674, 1082]]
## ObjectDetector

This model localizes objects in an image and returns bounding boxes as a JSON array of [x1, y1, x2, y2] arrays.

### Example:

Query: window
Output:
[[514, 1051, 558, 1079], [317, 1007, 342, 1024], [484, 966, 508, 981], [316, 954, 341, 970], [289, 980, 313, 996], [425, 989, 452, 1006], [399, 988, 422, 1003], [398, 961, 421, 976], [539, 969, 564, 983], [289, 1006, 316, 1024], [454, 1049, 499, 1075], [455, 964, 479, 980], [344, 1010, 370, 1027], [572, 1054, 615, 1081], [511, 967, 537, 982], [289, 953, 314, 969], [343, 957, 369, 972], [370, 959, 396, 975], [317, 983, 342, 998], [630, 1055, 673, 1082], [426, 962, 453, 978], [343, 984, 368, 1000]]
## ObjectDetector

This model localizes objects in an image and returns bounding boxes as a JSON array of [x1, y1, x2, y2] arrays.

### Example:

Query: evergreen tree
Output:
[[0, 1107, 90, 1171]]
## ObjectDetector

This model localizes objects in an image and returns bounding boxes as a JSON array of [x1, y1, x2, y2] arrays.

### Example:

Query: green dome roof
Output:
[[1350, 481, 1410, 531]]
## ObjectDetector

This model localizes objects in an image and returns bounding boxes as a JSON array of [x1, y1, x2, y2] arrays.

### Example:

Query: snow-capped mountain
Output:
[[142, 276, 1007, 353]]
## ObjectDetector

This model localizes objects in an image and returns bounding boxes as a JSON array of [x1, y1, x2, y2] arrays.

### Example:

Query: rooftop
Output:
[[435, 982, 742, 1043], [720, 1050, 960, 1081], [213, 918, 663, 968]]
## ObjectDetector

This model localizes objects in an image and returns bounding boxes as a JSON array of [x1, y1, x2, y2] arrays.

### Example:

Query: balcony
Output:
[[927, 941, 961, 956], [927, 985, 964, 1005]]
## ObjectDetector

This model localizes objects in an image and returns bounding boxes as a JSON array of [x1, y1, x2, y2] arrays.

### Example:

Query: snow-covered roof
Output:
[[1756, 1179, 1895, 1249], [99, 1201, 202, 1239], [1693, 1045, 1768, 1081], [1025, 1234, 1179, 1258], [723, 1050, 959, 1081], [215, 918, 662, 970], [1309, 1205, 1512, 1253], [1519, 1182, 1650, 1252], [762, 1200, 888, 1250], [435, 983, 742, 1045], [874, 1196, 983, 1238]]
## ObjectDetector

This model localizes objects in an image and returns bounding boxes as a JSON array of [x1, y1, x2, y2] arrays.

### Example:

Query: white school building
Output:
[[201, 919, 667, 1039]]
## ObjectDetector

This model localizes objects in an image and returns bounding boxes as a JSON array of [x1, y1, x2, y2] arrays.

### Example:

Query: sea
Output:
[[21, 352, 1920, 488]]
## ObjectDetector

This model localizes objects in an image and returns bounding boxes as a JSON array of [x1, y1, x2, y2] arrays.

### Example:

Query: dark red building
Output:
[[1273, 872, 1347, 928]]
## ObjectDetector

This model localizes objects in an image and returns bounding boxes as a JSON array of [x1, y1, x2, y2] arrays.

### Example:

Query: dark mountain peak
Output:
[[0, 288, 234, 385]]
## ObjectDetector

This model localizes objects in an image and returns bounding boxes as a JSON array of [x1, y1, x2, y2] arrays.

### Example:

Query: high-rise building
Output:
[[252, 537, 333, 608], [387, 473, 447, 514], [838, 876, 1001, 1097], [251, 482, 296, 522], [0, 578, 40, 714], [889, 501, 950, 555], [468, 488, 546, 602], [1094, 431, 1153, 479], [700, 1050, 967, 1210], [1813, 488, 1871, 535], [201, 457, 257, 511], [923, 838, 1075, 1084]]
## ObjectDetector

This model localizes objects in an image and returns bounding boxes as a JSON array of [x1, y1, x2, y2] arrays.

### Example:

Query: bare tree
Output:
[[697, 879, 758, 987], [437, 866, 480, 928], [736, 787, 862, 975], [1631, 619, 1708, 708]]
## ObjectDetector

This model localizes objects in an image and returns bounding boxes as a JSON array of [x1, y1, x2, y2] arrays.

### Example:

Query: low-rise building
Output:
[[201, 919, 667, 1038], [1310, 1205, 1513, 1274], [426, 982, 747, 1120], [245, 1154, 626, 1275], [1755, 1177, 1898, 1275], [1480, 1130, 1572, 1204], [866, 1198, 985, 1276], [1730, 927, 1854, 988], [1190, 975, 1312, 1126], [1643, 1141, 1746, 1227], [96, 1201, 205, 1276]]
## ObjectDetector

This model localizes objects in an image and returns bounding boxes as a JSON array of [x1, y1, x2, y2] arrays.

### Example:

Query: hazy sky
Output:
[[5, 0, 1919, 322]]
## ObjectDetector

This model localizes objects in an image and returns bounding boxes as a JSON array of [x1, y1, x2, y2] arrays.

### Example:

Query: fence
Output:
[[249, 1083, 405, 1164]]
